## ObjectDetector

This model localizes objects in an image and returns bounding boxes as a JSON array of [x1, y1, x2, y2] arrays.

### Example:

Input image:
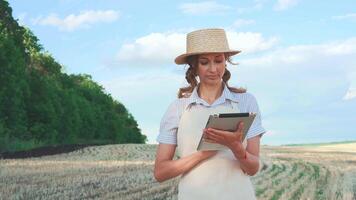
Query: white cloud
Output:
[[242, 45, 315, 66], [232, 19, 255, 28], [226, 31, 278, 54], [33, 10, 120, 31], [343, 87, 356, 100], [332, 13, 356, 21], [179, 1, 231, 15], [242, 37, 356, 66], [235, 37, 356, 107], [343, 71, 356, 100], [274, 0, 299, 11], [116, 30, 278, 66], [116, 32, 186, 65]]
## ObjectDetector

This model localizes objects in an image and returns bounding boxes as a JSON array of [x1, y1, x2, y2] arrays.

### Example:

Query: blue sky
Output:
[[8, 0, 356, 145]]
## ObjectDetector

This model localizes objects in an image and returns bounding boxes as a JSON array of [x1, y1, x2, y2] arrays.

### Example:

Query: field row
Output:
[[0, 144, 355, 199]]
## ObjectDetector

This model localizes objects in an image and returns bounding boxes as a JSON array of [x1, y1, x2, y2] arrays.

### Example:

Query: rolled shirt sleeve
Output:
[[156, 100, 179, 145], [245, 94, 266, 139]]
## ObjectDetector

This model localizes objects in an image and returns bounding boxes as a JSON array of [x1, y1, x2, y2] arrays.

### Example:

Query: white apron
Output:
[[177, 100, 256, 200]]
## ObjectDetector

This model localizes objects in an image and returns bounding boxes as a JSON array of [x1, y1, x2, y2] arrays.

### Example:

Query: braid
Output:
[[223, 67, 246, 93], [222, 67, 231, 83], [177, 56, 198, 98], [186, 66, 198, 87]]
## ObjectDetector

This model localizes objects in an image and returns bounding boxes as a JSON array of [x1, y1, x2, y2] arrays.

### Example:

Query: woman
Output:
[[154, 28, 266, 200]]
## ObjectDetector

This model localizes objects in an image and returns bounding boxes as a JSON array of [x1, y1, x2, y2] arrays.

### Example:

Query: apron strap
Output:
[[183, 102, 195, 112]]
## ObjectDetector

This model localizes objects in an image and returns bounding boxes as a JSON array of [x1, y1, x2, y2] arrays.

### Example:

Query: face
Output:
[[196, 53, 226, 86]]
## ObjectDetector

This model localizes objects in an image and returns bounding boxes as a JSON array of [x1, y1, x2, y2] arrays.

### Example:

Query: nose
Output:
[[208, 62, 217, 72]]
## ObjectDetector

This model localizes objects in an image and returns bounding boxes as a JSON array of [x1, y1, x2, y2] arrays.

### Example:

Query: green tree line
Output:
[[0, 0, 147, 152]]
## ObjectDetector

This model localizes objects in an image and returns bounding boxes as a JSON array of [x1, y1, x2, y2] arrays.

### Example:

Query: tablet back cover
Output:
[[197, 113, 256, 151]]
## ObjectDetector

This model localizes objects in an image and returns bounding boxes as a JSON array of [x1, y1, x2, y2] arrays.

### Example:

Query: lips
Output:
[[207, 76, 218, 79]]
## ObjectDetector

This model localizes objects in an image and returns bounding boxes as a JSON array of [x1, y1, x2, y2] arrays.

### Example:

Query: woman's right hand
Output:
[[154, 144, 218, 182], [180, 150, 217, 176]]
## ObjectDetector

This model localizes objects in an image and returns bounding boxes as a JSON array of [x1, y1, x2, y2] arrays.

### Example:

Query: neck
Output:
[[198, 81, 224, 105]]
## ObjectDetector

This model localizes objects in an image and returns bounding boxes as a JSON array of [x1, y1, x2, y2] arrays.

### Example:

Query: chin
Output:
[[203, 79, 221, 86]]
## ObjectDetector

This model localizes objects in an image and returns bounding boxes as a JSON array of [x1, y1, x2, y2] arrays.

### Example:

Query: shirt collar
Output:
[[187, 82, 239, 107]]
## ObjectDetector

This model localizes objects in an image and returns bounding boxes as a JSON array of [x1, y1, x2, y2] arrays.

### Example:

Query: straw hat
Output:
[[174, 28, 241, 65]]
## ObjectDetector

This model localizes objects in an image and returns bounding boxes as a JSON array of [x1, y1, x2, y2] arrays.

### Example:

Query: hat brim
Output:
[[174, 50, 241, 65]]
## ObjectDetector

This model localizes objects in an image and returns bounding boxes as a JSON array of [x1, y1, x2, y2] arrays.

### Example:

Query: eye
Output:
[[214, 59, 223, 63], [199, 60, 209, 65]]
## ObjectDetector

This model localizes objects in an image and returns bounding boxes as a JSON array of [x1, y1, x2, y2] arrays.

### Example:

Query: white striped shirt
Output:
[[156, 83, 266, 145]]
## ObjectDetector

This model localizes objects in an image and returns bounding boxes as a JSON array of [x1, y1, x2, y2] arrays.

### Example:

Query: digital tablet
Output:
[[197, 112, 256, 151]]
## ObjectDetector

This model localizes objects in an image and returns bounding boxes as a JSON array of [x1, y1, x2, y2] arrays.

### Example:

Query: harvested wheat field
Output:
[[1, 142, 355, 200]]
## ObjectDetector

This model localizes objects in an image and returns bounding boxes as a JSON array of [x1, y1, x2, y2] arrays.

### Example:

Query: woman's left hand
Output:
[[203, 121, 244, 151]]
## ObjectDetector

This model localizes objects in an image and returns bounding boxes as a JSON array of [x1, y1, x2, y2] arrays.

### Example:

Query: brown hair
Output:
[[177, 53, 246, 98]]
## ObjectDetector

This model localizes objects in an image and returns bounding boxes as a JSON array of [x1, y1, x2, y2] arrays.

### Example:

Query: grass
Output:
[[291, 184, 305, 200]]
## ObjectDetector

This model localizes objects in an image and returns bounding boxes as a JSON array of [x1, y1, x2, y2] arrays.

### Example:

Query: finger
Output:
[[208, 129, 239, 142], [235, 121, 244, 134], [204, 138, 217, 143], [236, 122, 244, 142], [205, 133, 224, 144], [203, 132, 208, 139], [236, 133, 243, 142], [207, 128, 232, 136], [203, 136, 214, 144], [206, 131, 225, 141]]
